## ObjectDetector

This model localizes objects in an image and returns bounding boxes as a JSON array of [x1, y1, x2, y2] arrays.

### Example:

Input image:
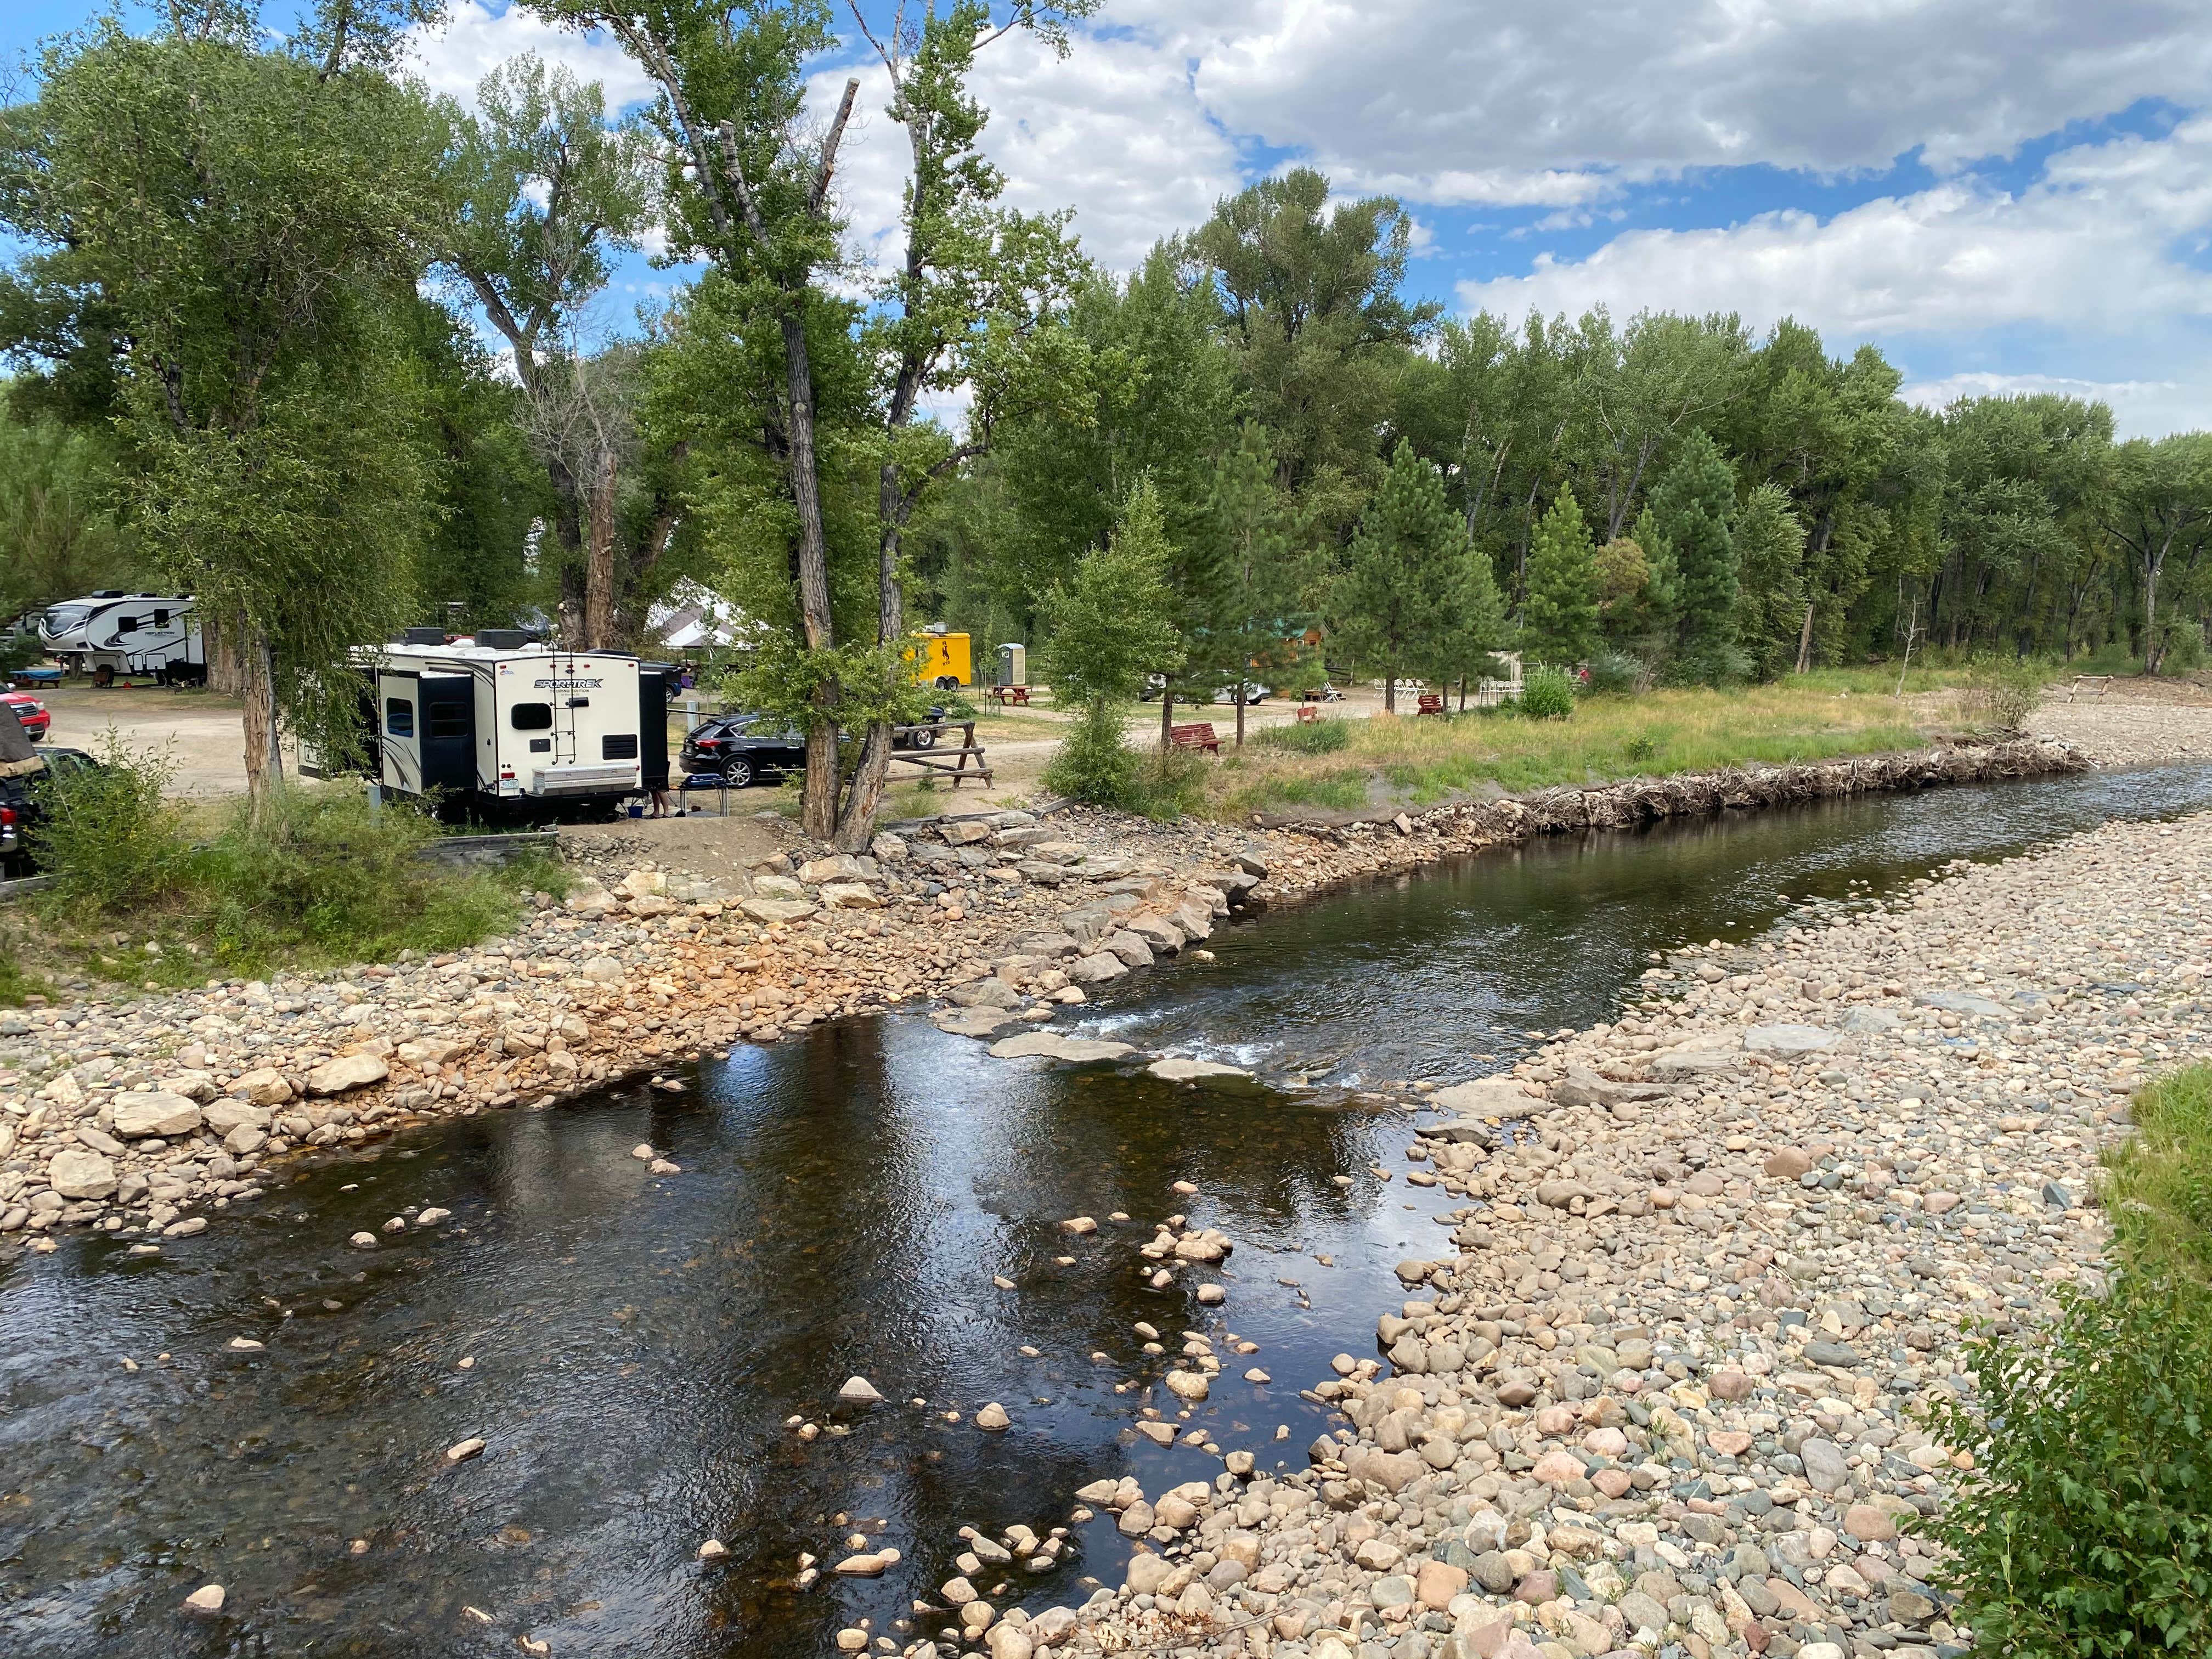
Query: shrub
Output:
[[2160, 620, 2207, 675], [1517, 666, 1577, 720], [1583, 650, 1647, 696], [1963, 653, 2047, 732], [197, 787, 529, 970], [1042, 700, 1139, 807], [1919, 1062, 2212, 1656], [27, 730, 191, 911], [1125, 744, 1209, 820], [1252, 717, 1352, 755]]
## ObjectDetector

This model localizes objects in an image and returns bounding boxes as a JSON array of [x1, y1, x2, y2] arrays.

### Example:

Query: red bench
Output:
[[1417, 693, 1447, 717], [1294, 703, 1320, 725], [1170, 722, 1222, 755]]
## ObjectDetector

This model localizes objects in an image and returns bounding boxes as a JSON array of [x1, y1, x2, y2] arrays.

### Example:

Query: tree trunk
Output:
[[778, 305, 842, 843], [832, 461, 909, 853], [1383, 664, 1397, 714], [584, 448, 618, 651], [239, 617, 279, 822], [2143, 541, 2169, 673], [1159, 685, 1174, 752], [1793, 600, 1816, 674], [1234, 689, 1246, 748]]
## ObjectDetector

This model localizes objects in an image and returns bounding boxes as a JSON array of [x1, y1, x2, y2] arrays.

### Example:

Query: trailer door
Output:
[[419, 675, 476, 797], [376, 670, 423, 794]]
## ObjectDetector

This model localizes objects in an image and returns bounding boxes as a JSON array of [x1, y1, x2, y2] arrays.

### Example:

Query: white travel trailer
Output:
[[331, 630, 672, 819], [40, 592, 206, 682]]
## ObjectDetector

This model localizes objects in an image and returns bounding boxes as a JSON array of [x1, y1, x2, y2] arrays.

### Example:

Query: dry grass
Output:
[[1205, 673, 1962, 821]]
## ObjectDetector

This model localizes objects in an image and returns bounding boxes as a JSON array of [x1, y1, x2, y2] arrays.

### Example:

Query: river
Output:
[[7, 763, 2212, 1657]]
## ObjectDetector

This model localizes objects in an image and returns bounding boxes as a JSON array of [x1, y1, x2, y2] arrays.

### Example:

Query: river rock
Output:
[[1430, 1077, 1543, 1115], [204, 1099, 272, 1135], [306, 1053, 388, 1096], [1148, 1056, 1254, 1084], [837, 1375, 883, 1404], [182, 1584, 225, 1615], [232, 1066, 292, 1105], [113, 1091, 205, 1137], [974, 1402, 1010, 1431], [49, 1148, 118, 1200], [988, 1032, 1135, 1062], [1743, 1022, 1843, 1055]]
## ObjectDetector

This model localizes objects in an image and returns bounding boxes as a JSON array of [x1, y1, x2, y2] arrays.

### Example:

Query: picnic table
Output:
[[888, 719, 992, 787], [985, 684, 1032, 707]]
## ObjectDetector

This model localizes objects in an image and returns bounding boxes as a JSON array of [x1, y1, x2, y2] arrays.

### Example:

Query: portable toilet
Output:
[[995, 642, 1026, 688]]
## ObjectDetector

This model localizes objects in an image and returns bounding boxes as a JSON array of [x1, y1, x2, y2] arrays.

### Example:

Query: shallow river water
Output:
[[7, 763, 2212, 1657]]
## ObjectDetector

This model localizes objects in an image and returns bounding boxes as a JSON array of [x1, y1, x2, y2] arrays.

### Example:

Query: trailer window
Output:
[[384, 697, 415, 738], [601, 733, 639, 760], [428, 701, 468, 738], [511, 702, 552, 731], [153, 609, 170, 628], [115, 616, 139, 634]]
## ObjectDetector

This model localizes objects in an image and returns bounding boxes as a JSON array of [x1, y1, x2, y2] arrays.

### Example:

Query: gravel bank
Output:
[[1025, 811, 2208, 1659], [2030, 696, 2212, 769]]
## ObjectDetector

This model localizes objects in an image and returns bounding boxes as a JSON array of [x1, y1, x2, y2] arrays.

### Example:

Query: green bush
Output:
[[1583, 651, 1647, 696], [197, 788, 535, 971], [1517, 666, 1577, 720], [1965, 653, 2047, 732], [1920, 1062, 2212, 1656], [1042, 699, 1139, 807], [27, 731, 191, 911], [2161, 621, 2207, 675], [1125, 744, 1209, 820], [1252, 717, 1352, 755]]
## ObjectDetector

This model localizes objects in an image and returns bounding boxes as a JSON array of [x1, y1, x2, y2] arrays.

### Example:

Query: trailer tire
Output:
[[721, 757, 754, 788], [935, 675, 958, 690]]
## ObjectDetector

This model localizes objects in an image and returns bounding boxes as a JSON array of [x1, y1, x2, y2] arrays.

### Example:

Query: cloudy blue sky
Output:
[[11, 1, 2212, 435]]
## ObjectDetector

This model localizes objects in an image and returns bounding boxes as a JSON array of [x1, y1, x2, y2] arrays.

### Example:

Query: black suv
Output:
[[679, 708, 947, 787]]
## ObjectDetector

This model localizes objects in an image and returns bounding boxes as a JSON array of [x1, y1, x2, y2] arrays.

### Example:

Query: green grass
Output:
[[1205, 679, 1939, 820], [24, 760, 562, 986], [2103, 1060, 2212, 1285]]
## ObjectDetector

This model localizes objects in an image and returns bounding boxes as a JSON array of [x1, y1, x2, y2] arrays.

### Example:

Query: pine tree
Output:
[[1330, 443, 1466, 712], [1650, 428, 1740, 675], [1037, 479, 1186, 805], [1522, 488, 1599, 667], [1733, 483, 1809, 680], [1205, 422, 1314, 744]]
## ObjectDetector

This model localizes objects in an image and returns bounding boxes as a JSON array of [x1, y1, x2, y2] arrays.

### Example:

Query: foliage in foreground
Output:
[[27, 742, 549, 979], [1919, 1063, 2212, 1657]]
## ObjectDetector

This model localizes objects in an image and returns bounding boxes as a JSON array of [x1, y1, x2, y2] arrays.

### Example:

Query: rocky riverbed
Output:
[[974, 810, 2204, 1659], [3, 737, 2205, 1659], [2, 739, 2078, 1250]]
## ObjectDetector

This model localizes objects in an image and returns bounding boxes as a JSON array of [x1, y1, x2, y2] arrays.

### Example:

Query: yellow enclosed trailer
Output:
[[907, 631, 972, 689]]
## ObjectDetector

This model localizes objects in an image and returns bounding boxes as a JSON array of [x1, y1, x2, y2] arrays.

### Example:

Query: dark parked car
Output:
[[1, 723, 98, 878], [679, 708, 946, 788]]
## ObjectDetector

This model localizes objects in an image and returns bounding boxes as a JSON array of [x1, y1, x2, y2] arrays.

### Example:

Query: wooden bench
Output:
[[986, 684, 1032, 707], [1416, 693, 1447, 717], [1170, 722, 1221, 755], [888, 719, 992, 787], [1294, 703, 1320, 725], [2069, 675, 2112, 701]]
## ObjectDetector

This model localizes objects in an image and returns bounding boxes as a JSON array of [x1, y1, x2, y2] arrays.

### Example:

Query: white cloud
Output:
[[403, 0, 653, 110], [810, 27, 1243, 274], [1109, 0, 2212, 181], [1455, 118, 2212, 338], [1899, 372, 2198, 439]]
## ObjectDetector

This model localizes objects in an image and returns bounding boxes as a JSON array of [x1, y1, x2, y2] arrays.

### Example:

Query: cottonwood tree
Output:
[[1732, 483, 1809, 680], [528, 0, 1093, 844], [437, 54, 657, 646], [0, 0, 443, 811], [2102, 433, 2212, 673]]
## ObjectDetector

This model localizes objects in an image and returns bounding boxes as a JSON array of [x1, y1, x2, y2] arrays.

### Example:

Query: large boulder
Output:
[[49, 1148, 119, 1200], [112, 1092, 205, 1138], [306, 1053, 389, 1096], [740, 898, 818, 924], [232, 1067, 293, 1106]]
